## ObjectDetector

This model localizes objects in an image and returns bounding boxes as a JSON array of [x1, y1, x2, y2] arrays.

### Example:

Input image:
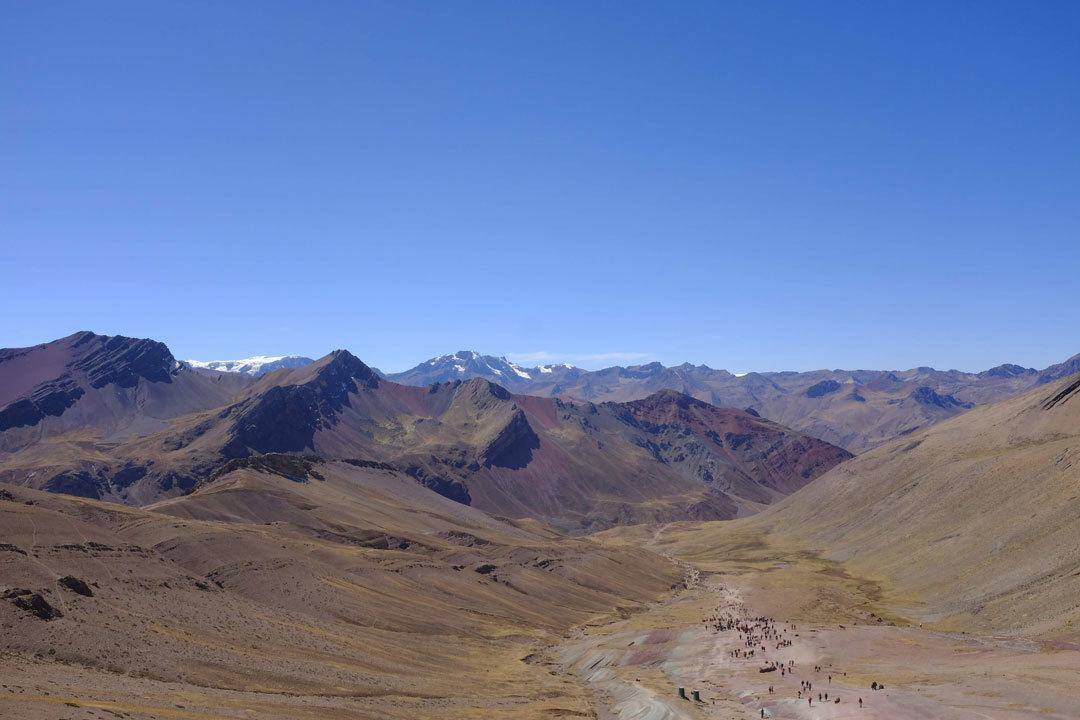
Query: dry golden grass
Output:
[[0, 462, 679, 719]]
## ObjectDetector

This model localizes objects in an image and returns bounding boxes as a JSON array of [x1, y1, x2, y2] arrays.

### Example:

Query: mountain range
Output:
[[4, 330, 1080, 718], [383, 350, 580, 388], [0, 332, 850, 530], [189, 347, 1080, 452]]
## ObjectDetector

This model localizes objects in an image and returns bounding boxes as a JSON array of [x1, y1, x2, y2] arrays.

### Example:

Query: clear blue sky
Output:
[[4, 1, 1078, 372]]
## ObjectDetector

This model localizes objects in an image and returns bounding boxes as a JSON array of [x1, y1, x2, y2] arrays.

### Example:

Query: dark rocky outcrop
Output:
[[306, 527, 426, 550], [402, 464, 472, 505], [112, 464, 149, 489], [1042, 376, 1080, 410], [437, 530, 492, 547], [210, 454, 325, 483], [805, 379, 842, 398], [340, 458, 397, 472], [909, 386, 972, 410], [3, 589, 63, 620], [0, 377, 85, 431], [44, 469, 109, 499], [71, 333, 177, 389], [58, 576, 94, 597]]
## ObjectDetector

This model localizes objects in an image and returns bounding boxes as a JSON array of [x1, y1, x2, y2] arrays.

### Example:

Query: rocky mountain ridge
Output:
[[384, 350, 1077, 452], [0, 333, 851, 531]]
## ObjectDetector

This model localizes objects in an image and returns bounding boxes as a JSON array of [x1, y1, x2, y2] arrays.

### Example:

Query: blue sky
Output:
[[3, 1, 1078, 372]]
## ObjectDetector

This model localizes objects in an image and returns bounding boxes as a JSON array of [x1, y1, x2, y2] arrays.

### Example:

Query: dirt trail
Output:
[[551, 527, 1080, 720]]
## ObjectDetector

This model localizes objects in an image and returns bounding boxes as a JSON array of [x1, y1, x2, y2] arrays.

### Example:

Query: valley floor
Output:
[[3, 518, 1079, 719], [549, 525, 1080, 720]]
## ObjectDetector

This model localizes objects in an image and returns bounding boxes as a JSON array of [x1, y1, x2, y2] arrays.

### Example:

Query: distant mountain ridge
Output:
[[8, 332, 1077, 461], [384, 350, 581, 390], [383, 351, 1077, 452], [157, 345, 1078, 452]]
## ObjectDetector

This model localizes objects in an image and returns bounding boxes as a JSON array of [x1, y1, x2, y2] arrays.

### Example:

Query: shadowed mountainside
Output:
[[0, 331, 249, 452]]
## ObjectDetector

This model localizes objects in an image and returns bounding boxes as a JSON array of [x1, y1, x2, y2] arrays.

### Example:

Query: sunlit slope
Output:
[[746, 373, 1080, 635], [0, 461, 678, 719]]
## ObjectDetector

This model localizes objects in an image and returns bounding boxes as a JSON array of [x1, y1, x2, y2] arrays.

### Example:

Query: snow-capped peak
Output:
[[185, 355, 314, 376], [537, 363, 576, 374]]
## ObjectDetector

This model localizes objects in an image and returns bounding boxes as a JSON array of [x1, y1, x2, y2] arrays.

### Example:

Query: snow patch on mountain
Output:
[[186, 355, 314, 376]]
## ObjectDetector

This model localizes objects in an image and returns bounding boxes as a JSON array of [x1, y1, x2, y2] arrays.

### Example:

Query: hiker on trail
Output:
[[859, 697, 863, 707]]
